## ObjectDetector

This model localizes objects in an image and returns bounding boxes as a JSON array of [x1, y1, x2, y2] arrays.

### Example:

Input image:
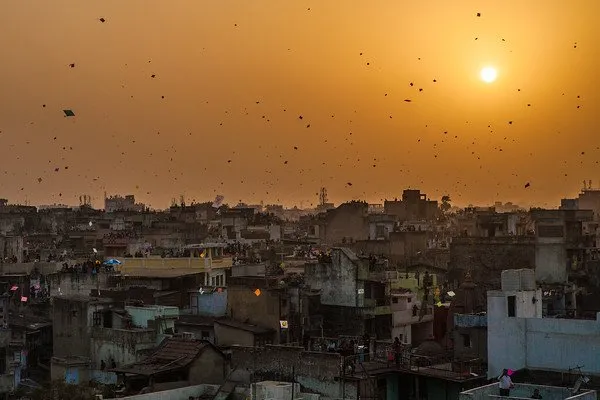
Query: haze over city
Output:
[[1, 1, 599, 208]]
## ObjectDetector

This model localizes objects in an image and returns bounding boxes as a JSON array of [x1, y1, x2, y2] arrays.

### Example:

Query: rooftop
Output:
[[9, 313, 52, 330], [460, 382, 597, 400], [215, 318, 274, 334], [110, 338, 217, 376], [176, 315, 224, 327], [184, 243, 227, 249], [116, 269, 203, 278], [52, 294, 115, 304]]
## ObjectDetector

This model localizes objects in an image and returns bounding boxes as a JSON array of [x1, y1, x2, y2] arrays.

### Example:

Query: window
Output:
[[103, 311, 113, 328], [461, 333, 471, 348], [0, 348, 5, 374], [201, 330, 210, 340], [407, 297, 412, 303], [392, 297, 398, 304], [507, 296, 516, 317], [92, 311, 102, 327]]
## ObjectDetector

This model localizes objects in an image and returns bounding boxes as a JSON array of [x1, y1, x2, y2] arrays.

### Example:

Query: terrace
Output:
[[460, 383, 596, 400]]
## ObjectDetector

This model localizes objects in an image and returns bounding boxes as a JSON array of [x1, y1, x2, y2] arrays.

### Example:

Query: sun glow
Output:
[[480, 67, 498, 83]]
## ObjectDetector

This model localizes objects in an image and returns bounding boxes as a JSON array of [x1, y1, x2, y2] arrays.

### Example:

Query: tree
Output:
[[440, 195, 452, 213]]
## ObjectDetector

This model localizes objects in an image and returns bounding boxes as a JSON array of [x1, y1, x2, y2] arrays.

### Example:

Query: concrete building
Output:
[[251, 381, 320, 400], [384, 189, 439, 222], [51, 296, 175, 383], [577, 183, 600, 221], [368, 214, 397, 240], [112, 338, 226, 392], [188, 287, 227, 317], [125, 305, 179, 344], [354, 228, 430, 266], [231, 344, 359, 399], [532, 209, 595, 285], [445, 272, 488, 360], [488, 269, 600, 380], [225, 276, 290, 345], [0, 323, 25, 396], [304, 248, 392, 338], [390, 290, 434, 346], [0, 235, 24, 263], [448, 236, 536, 291], [214, 318, 275, 347], [105, 195, 145, 213], [453, 313, 487, 363], [320, 201, 369, 245]]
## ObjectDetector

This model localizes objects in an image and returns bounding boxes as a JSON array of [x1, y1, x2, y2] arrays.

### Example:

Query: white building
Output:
[[390, 291, 433, 345], [488, 269, 600, 379]]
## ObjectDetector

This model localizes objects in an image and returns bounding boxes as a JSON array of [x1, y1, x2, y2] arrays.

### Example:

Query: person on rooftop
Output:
[[498, 369, 515, 397]]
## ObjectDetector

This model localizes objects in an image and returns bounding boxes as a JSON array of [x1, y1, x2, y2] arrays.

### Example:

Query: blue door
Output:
[[65, 367, 79, 384]]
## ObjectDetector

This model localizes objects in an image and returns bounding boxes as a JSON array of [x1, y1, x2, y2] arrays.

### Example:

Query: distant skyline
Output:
[[5, 188, 584, 211], [1, 1, 599, 209]]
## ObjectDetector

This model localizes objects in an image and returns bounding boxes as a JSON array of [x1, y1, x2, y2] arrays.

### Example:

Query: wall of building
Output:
[[486, 289, 600, 379], [125, 305, 179, 328], [231, 264, 266, 277], [453, 327, 487, 362], [304, 249, 362, 308], [191, 291, 227, 317], [0, 261, 59, 275], [578, 190, 600, 221], [449, 237, 536, 289], [90, 327, 157, 368], [50, 361, 91, 384], [213, 324, 255, 347], [48, 272, 109, 297], [226, 286, 281, 343], [174, 323, 215, 343], [322, 202, 369, 245], [526, 316, 600, 375], [52, 298, 92, 358], [0, 235, 24, 261], [187, 347, 225, 385], [231, 345, 357, 399], [460, 382, 595, 400], [105, 384, 219, 400], [535, 243, 567, 283]]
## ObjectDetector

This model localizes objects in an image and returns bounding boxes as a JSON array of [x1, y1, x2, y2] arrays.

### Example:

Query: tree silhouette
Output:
[[440, 195, 452, 213]]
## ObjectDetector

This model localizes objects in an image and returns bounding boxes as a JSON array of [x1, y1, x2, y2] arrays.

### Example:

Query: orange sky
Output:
[[1, 1, 599, 209]]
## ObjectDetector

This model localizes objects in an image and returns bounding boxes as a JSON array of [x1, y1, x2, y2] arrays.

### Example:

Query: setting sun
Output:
[[480, 67, 498, 83]]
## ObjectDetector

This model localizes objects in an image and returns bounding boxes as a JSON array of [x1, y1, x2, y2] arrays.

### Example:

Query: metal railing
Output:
[[340, 349, 486, 381]]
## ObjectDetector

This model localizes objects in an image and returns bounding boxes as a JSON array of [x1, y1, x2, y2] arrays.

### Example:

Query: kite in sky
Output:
[[63, 109, 75, 117]]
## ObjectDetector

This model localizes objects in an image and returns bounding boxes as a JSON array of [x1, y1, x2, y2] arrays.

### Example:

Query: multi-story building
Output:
[[304, 248, 392, 338]]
